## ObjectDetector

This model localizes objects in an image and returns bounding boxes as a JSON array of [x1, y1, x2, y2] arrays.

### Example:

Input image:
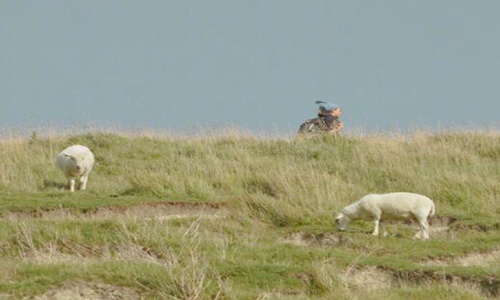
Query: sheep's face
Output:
[[66, 155, 86, 176], [334, 213, 350, 231]]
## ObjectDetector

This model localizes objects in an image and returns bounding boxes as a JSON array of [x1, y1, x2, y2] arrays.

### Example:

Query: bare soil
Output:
[[392, 269, 499, 298], [33, 280, 141, 300], [280, 231, 354, 247], [2, 201, 226, 221]]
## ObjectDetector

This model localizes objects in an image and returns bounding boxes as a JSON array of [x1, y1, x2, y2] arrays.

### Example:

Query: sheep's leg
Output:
[[414, 218, 429, 240], [413, 221, 423, 239], [79, 174, 88, 190], [372, 219, 380, 236], [424, 223, 430, 240], [419, 218, 430, 240], [68, 178, 76, 192]]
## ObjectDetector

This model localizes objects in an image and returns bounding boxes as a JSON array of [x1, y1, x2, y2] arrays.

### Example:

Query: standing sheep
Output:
[[56, 145, 95, 192], [334, 192, 436, 240]]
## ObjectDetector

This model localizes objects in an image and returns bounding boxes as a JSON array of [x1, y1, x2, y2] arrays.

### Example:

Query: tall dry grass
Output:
[[0, 128, 498, 298], [0, 129, 499, 223]]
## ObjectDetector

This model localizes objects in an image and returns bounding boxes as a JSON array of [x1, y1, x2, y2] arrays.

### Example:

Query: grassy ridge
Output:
[[0, 130, 499, 299]]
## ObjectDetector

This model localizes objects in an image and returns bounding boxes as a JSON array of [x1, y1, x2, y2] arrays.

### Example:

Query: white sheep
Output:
[[56, 145, 95, 192], [334, 192, 436, 240]]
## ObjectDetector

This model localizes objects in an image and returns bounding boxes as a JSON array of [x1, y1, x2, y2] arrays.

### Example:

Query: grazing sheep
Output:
[[56, 145, 95, 192], [334, 192, 436, 240]]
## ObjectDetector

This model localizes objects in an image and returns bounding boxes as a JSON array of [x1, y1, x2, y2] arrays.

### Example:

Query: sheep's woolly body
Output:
[[56, 145, 94, 192], [335, 192, 436, 240]]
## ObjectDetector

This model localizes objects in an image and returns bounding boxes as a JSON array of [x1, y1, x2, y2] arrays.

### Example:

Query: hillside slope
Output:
[[0, 131, 498, 299]]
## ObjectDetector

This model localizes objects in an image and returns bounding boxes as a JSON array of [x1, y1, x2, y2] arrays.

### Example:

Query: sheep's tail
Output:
[[429, 202, 436, 217]]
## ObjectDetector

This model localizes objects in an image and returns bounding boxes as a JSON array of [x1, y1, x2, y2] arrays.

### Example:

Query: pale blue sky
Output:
[[1, 1, 499, 135]]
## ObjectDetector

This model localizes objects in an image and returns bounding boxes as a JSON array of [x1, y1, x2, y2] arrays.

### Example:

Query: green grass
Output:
[[0, 130, 499, 299]]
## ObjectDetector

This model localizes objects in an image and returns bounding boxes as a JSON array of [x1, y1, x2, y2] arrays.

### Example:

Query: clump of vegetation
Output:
[[0, 129, 498, 299]]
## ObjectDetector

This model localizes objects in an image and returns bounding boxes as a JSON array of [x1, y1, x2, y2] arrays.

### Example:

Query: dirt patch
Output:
[[2, 201, 225, 221], [281, 231, 354, 247], [343, 266, 394, 290], [392, 269, 499, 298], [21, 243, 160, 265], [421, 249, 500, 268], [455, 250, 500, 267], [339, 266, 498, 298], [33, 280, 140, 300], [429, 216, 457, 227], [428, 216, 498, 232], [452, 222, 500, 232], [257, 291, 306, 299], [88, 202, 223, 221]]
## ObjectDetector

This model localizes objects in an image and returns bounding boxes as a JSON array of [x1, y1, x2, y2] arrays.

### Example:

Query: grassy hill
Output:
[[0, 130, 498, 299]]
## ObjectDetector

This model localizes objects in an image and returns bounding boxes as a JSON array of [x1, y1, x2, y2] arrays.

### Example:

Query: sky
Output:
[[1, 1, 499, 136]]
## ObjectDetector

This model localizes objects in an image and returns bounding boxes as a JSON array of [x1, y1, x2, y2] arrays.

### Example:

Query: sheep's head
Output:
[[334, 213, 350, 231], [65, 154, 86, 176]]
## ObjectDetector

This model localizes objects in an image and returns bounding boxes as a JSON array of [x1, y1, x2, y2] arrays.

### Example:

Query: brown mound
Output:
[[421, 249, 500, 268], [34, 280, 140, 300], [281, 231, 354, 247], [2, 201, 225, 221], [392, 270, 499, 298], [344, 265, 498, 298], [344, 266, 394, 290]]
